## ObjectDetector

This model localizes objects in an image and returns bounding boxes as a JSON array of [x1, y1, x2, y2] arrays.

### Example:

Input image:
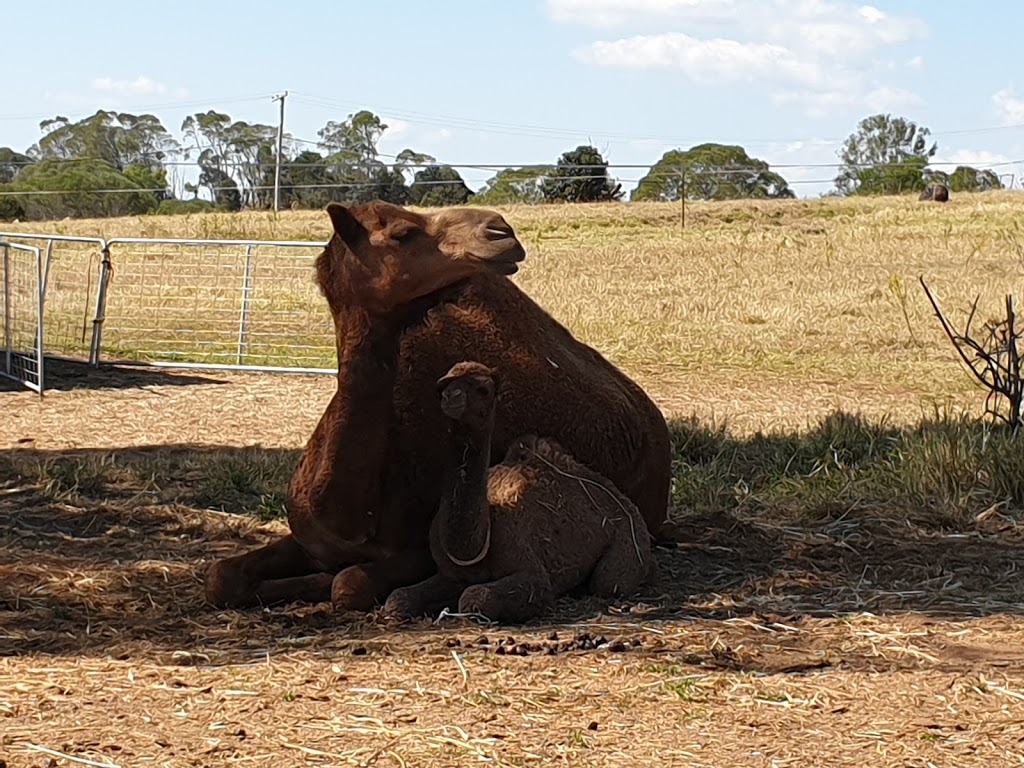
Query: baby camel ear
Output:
[[489, 367, 504, 394], [436, 372, 456, 396]]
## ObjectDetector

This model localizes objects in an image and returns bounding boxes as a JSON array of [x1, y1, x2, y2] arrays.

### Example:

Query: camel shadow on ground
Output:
[[2, 422, 1023, 665], [0, 358, 226, 393]]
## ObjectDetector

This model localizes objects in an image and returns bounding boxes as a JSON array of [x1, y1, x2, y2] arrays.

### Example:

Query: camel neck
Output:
[[437, 417, 494, 567], [333, 306, 405, 392], [290, 304, 411, 543]]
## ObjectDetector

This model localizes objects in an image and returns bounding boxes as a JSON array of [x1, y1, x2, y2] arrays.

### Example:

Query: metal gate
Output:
[[1, 241, 49, 394]]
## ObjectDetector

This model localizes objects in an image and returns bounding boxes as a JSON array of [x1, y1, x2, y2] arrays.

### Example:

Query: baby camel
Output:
[[385, 361, 656, 623]]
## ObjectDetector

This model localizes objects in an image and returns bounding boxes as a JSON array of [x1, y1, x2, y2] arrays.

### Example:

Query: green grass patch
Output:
[[3, 408, 1023, 530], [668, 409, 1024, 525]]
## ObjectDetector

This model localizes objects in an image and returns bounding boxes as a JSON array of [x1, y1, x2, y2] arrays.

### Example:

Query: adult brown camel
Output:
[[204, 200, 673, 612], [385, 361, 655, 623]]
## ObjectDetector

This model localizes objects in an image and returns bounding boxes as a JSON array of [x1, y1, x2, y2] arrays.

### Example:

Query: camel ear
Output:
[[326, 202, 365, 246]]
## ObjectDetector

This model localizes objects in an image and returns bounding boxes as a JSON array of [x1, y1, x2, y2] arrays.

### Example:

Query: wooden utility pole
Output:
[[272, 91, 288, 212], [679, 167, 686, 231]]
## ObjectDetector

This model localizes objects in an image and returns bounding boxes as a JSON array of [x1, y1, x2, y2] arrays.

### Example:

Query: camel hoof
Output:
[[457, 585, 495, 619], [203, 561, 249, 608], [381, 589, 421, 620], [331, 567, 377, 612]]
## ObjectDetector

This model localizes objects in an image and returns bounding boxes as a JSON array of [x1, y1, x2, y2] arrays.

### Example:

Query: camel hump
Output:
[[502, 434, 566, 465]]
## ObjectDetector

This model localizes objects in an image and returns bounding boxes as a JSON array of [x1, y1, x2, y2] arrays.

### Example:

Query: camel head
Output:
[[316, 200, 526, 314], [437, 361, 502, 426]]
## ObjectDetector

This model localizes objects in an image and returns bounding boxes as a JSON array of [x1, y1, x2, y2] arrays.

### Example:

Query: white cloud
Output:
[[91, 76, 187, 98], [993, 88, 1024, 125], [553, 0, 927, 117], [771, 90, 860, 118], [934, 148, 1013, 168], [578, 33, 827, 89], [381, 116, 411, 139], [547, 0, 733, 28], [864, 86, 923, 111], [859, 4, 886, 24], [907, 54, 924, 70]]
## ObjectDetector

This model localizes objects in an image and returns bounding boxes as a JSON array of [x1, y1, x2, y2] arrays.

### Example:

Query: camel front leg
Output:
[[457, 571, 554, 624], [331, 548, 438, 612], [204, 534, 334, 608]]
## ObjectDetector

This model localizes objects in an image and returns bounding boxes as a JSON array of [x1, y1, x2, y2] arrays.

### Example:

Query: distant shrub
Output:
[[154, 199, 223, 216]]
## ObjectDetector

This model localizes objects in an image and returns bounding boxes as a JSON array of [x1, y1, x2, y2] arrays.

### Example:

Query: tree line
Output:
[[0, 108, 1009, 221]]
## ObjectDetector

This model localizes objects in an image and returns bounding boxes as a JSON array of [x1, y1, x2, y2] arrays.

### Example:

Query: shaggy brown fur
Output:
[[384, 361, 655, 623], [204, 200, 672, 612]]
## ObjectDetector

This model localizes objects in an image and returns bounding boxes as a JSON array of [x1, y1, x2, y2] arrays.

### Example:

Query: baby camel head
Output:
[[436, 361, 503, 426], [316, 200, 526, 314]]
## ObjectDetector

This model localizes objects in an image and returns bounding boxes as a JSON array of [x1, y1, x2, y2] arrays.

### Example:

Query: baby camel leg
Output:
[[383, 573, 465, 619], [587, 523, 653, 598], [458, 571, 554, 623], [331, 548, 437, 612]]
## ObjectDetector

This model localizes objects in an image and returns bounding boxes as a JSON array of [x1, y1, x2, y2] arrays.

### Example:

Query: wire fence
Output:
[[0, 159, 1019, 204], [0, 231, 334, 391]]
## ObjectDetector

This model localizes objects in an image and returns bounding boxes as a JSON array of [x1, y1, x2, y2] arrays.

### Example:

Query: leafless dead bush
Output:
[[920, 276, 1023, 431]]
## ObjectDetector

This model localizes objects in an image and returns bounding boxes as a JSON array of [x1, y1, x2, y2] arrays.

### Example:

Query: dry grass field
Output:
[[5, 192, 1024, 766]]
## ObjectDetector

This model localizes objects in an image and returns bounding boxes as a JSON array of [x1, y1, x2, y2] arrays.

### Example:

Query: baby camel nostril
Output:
[[441, 387, 467, 410]]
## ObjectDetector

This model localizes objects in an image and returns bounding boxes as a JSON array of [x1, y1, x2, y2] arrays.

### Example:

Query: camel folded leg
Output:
[[204, 534, 334, 608], [331, 548, 438, 612], [457, 571, 554, 624], [382, 573, 465, 619], [587, 521, 652, 598]]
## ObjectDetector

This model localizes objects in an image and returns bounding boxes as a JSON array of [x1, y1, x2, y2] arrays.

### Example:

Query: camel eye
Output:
[[390, 222, 419, 242], [476, 385, 490, 397]]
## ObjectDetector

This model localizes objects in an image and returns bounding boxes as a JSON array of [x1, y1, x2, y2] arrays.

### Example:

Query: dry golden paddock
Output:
[[5, 193, 1024, 766]]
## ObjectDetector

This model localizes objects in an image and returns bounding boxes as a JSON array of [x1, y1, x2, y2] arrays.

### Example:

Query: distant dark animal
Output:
[[919, 183, 950, 202]]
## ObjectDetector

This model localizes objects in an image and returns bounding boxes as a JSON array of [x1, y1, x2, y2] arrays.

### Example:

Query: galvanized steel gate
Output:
[[0, 241, 49, 394], [0, 231, 333, 393]]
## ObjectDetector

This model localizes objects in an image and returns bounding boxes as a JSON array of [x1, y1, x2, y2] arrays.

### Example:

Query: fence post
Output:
[[88, 244, 112, 366], [43, 240, 53, 296], [35, 245, 45, 396], [237, 244, 256, 365], [3, 244, 10, 376]]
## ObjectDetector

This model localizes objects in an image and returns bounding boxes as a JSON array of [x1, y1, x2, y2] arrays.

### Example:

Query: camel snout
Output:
[[440, 386, 468, 417], [477, 239, 526, 275]]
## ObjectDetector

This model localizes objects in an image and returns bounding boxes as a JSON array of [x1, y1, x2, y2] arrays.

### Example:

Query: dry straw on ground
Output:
[[4, 193, 1024, 766]]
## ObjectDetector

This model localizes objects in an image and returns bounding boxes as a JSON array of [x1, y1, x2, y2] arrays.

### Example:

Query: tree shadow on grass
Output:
[[2, 412, 1024, 665], [0, 357, 227, 393]]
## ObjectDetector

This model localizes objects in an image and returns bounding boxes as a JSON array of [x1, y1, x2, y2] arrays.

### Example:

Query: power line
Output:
[[0, 94, 276, 123], [288, 90, 1024, 148], [2, 166, 1019, 198]]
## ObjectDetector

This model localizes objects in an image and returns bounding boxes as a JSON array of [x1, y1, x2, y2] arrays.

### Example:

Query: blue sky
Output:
[[4, 0, 1024, 198]]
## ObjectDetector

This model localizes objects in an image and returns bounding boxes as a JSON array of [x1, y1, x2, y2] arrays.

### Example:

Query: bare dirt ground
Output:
[[4, 364, 1024, 767]]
